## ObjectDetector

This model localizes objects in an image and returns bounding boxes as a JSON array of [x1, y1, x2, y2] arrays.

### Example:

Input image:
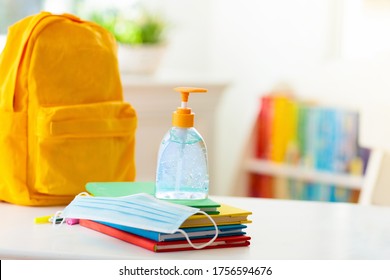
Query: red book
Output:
[[255, 95, 273, 159], [250, 95, 275, 199], [80, 219, 251, 253], [249, 174, 274, 198]]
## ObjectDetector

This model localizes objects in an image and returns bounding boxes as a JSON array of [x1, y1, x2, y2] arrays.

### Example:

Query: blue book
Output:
[[333, 110, 360, 202], [317, 108, 338, 201], [96, 222, 247, 242], [304, 106, 321, 201]]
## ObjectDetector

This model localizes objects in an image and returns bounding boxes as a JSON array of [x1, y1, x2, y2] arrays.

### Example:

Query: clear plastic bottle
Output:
[[155, 87, 209, 200]]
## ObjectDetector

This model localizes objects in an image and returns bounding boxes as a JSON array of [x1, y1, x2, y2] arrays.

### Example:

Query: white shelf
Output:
[[245, 158, 364, 190]]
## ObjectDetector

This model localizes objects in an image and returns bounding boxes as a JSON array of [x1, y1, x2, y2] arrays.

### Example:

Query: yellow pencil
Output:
[[34, 215, 52, 224]]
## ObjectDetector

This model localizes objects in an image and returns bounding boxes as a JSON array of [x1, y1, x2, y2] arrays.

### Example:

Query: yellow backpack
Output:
[[0, 12, 137, 206]]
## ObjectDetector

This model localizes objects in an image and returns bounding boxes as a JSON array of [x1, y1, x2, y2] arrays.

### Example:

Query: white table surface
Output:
[[1, 195, 390, 260]]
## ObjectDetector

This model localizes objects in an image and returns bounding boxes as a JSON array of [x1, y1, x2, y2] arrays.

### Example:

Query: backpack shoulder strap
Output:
[[0, 12, 52, 111]]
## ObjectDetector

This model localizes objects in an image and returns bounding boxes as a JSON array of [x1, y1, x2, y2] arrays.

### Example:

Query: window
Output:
[[0, 0, 43, 34]]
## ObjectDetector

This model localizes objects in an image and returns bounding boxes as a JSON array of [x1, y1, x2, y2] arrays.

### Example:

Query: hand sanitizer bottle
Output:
[[155, 87, 209, 200]]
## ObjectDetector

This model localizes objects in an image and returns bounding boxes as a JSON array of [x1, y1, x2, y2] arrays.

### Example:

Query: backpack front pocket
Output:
[[34, 101, 137, 196]]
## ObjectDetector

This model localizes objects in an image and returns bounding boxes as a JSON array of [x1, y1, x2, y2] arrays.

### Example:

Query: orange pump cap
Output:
[[172, 87, 207, 128]]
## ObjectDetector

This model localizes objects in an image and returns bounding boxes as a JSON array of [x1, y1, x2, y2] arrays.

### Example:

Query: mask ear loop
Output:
[[52, 210, 64, 226], [176, 210, 219, 249], [52, 192, 91, 226], [77, 192, 91, 197]]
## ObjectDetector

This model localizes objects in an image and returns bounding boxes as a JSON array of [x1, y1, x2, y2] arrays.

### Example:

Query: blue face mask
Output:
[[58, 193, 218, 249]]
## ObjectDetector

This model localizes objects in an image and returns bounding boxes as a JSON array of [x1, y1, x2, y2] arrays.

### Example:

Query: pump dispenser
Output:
[[155, 87, 209, 200]]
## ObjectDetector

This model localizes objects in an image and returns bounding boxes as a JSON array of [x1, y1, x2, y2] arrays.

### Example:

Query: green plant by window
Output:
[[90, 9, 166, 45]]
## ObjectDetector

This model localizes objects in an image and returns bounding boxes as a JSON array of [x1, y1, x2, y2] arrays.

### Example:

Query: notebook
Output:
[[98, 222, 247, 242], [86, 181, 221, 214], [80, 219, 251, 253], [180, 203, 252, 228]]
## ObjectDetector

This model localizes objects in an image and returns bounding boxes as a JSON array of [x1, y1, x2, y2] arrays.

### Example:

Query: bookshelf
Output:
[[245, 159, 364, 189], [235, 93, 368, 203]]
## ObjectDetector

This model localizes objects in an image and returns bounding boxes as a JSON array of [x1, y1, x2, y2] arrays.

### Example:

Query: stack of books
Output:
[[79, 182, 252, 253]]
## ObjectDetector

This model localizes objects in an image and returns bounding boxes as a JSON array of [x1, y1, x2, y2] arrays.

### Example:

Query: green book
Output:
[[85, 182, 221, 214]]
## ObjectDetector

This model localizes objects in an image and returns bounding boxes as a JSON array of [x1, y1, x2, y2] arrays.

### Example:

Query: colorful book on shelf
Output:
[[271, 95, 297, 199], [333, 110, 360, 202], [249, 173, 274, 198], [303, 105, 320, 201], [86, 181, 220, 214], [296, 102, 309, 163], [270, 95, 290, 163], [255, 95, 273, 159], [314, 108, 336, 201], [98, 222, 247, 242], [79, 219, 251, 253], [252, 95, 275, 198]]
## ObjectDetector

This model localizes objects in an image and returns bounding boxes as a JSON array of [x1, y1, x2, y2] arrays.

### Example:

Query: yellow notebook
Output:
[[181, 204, 252, 228]]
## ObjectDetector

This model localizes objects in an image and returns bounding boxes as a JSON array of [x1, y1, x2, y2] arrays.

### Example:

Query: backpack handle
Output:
[[0, 12, 52, 111], [0, 12, 84, 112]]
